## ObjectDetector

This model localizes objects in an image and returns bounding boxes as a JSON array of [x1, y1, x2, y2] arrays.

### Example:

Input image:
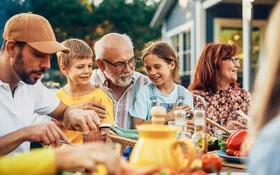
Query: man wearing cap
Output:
[[0, 13, 104, 155]]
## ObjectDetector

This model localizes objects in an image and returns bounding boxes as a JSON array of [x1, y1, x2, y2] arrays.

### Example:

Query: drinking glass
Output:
[[174, 110, 186, 138]]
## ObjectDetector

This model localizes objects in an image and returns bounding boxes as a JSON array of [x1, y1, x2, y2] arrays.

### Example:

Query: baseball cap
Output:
[[3, 12, 70, 54]]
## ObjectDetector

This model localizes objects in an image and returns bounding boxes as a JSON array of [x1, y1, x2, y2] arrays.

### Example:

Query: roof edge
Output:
[[150, 0, 175, 28]]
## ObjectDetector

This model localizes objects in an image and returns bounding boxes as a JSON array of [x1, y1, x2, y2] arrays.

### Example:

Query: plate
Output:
[[216, 150, 247, 164], [209, 173, 248, 175]]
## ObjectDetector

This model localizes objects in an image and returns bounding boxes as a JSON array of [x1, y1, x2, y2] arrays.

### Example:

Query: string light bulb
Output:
[[179, 0, 189, 8]]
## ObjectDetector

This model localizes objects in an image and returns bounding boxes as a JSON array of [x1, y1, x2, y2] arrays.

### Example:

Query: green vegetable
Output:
[[209, 138, 217, 144], [110, 126, 139, 140], [218, 136, 228, 152]]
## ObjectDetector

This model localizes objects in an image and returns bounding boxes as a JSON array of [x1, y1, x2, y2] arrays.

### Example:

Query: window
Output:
[[183, 31, 191, 73], [170, 30, 192, 85], [166, 21, 194, 86]]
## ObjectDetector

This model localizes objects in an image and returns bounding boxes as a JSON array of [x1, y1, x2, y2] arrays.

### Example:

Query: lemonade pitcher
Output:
[[129, 124, 196, 171]]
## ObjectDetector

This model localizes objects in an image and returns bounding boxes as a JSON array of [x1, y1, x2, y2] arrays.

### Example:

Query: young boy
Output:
[[56, 38, 115, 144]]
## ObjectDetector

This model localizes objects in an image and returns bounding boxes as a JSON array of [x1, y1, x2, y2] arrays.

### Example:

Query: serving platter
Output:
[[216, 150, 247, 164]]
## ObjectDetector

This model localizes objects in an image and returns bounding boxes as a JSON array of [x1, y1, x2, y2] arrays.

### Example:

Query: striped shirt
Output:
[[89, 69, 149, 129]]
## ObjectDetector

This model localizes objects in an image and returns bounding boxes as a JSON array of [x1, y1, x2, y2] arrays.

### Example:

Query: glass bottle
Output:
[[191, 109, 206, 153], [174, 109, 186, 138], [151, 103, 166, 125]]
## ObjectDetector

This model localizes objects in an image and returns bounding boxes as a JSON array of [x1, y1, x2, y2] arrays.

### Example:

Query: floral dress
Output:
[[192, 86, 251, 135]]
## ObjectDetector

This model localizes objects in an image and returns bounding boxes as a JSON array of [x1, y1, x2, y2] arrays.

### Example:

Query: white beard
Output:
[[104, 71, 133, 87]]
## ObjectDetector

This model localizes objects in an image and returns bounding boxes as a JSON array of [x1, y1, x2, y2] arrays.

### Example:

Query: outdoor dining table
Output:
[[222, 162, 246, 172]]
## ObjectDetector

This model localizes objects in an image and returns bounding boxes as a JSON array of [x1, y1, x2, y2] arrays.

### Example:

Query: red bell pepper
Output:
[[226, 129, 248, 150]]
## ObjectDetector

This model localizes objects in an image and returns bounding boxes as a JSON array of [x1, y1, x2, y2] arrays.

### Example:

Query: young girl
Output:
[[129, 41, 194, 128]]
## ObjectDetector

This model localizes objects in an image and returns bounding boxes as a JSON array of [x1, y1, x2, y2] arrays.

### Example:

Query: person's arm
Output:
[[0, 128, 27, 156], [55, 143, 160, 175], [0, 122, 69, 156], [226, 121, 247, 130], [48, 101, 68, 121], [55, 143, 121, 173], [133, 118, 151, 129], [37, 83, 105, 132], [48, 101, 102, 132], [70, 101, 107, 119], [0, 143, 160, 175], [129, 86, 150, 128], [0, 148, 56, 175]]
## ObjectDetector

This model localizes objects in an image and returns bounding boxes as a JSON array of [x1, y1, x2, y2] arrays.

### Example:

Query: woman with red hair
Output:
[[188, 43, 250, 135]]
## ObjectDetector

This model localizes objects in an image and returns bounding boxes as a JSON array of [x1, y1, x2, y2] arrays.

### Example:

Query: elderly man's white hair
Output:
[[94, 33, 134, 60]]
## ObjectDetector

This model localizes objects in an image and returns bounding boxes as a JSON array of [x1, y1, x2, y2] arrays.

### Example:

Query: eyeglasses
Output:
[[102, 56, 137, 70], [223, 57, 240, 64]]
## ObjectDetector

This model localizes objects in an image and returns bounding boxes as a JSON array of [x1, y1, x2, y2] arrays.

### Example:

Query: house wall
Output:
[[165, 2, 196, 31]]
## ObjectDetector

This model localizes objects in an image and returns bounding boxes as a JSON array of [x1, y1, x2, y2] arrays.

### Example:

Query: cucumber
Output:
[[110, 126, 139, 140]]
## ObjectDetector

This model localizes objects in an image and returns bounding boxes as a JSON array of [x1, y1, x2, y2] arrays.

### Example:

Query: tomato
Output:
[[226, 148, 236, 156], [201, 154, 223, 173]]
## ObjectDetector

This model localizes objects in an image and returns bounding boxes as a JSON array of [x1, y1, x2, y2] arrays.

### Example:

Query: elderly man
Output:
[[90, 33, 149, 129], [0, 13, 102, 155]]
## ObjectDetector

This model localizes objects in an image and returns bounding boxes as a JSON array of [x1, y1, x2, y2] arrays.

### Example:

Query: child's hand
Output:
[[165, 104, 191, 122], [186, 119, 194, 133], [177, 104, 192, 114], [171, 104, 191, 115]]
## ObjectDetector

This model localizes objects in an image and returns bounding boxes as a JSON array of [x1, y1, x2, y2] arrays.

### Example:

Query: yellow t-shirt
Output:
[[56, 88, 115, 144], [0, 148, 56, 175]]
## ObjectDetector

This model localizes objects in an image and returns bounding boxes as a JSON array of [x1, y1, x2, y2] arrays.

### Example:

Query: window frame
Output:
[[166, 21, 195, 80]]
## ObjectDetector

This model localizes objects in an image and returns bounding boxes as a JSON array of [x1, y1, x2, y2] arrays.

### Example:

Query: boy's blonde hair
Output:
[[57, 38, 93, 67]]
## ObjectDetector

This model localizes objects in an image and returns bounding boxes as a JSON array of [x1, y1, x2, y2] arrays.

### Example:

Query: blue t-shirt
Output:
[[248, 115, 280, 175], [129, 83, 194, 120]]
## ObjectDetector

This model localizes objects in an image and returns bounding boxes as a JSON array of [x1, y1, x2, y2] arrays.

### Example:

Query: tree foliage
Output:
[[6, 0, 161, 55], [5, 0, 161, 84]]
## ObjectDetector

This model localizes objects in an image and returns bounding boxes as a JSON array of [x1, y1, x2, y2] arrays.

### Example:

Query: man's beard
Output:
[[104, 71, 133, 87], [12, 50, 45, 84]]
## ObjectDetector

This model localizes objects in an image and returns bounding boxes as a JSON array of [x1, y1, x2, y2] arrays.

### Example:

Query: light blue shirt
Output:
[[248, 114, 280, 175], [129, 83, 194, 120]]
